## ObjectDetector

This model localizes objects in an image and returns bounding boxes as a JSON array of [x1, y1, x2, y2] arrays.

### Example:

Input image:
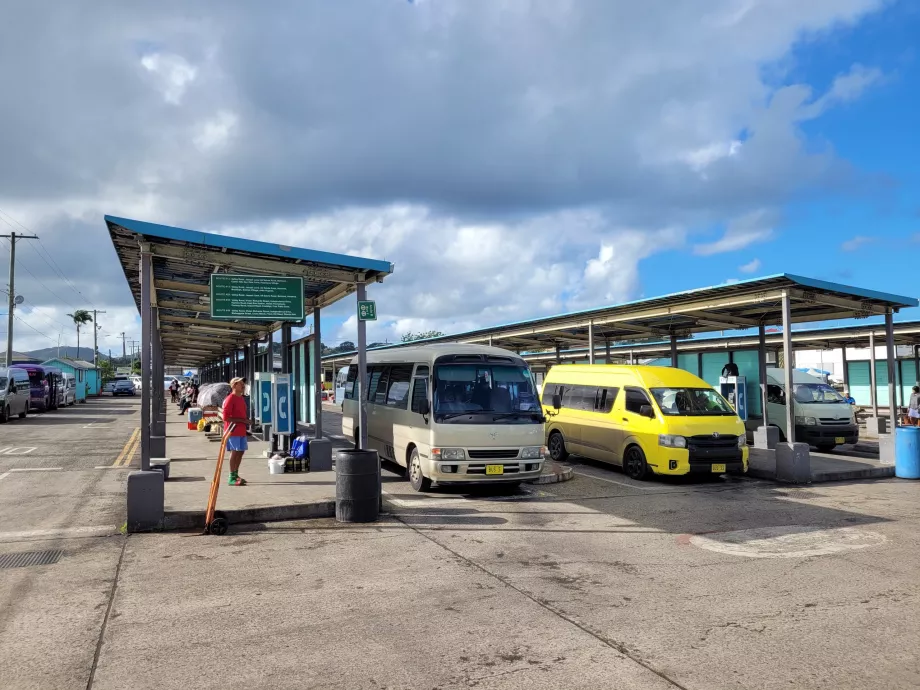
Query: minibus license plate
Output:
[[486, 465, 504, 475], [711, 463, 726, 473], [835, 436, 845, 444]]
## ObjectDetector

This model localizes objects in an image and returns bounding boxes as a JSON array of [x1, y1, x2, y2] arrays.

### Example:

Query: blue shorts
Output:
[[226, 436, 248, 452]]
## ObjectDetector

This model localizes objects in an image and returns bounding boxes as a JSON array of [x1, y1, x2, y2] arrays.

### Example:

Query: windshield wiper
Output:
[[436, 411, 487, 420], [490, 411, 542, 421]]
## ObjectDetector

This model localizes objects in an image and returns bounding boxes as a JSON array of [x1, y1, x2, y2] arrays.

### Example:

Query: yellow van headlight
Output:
[[658, 434, 687, 449]]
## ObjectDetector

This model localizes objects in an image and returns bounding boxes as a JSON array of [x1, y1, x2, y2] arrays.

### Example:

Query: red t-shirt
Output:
[[222, 394, 248, 436]]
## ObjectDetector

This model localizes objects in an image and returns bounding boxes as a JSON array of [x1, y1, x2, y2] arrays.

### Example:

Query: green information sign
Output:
[[358, 300, 377, 321], [210, 274, 305, 321]]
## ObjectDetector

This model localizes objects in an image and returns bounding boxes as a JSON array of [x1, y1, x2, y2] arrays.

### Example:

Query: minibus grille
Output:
[[688, 435, 741, 463], [467, 449, 520, 459], [818, 418, 851, 426], [688, 435, 738, 449]]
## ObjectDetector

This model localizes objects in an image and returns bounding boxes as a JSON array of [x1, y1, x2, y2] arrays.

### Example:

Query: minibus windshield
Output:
[[792, 383, 845, 404], [650, 387, 736, 416], [434, 363, 541, 423]]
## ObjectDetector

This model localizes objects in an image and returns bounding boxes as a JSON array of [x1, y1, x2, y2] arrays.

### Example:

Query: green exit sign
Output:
[[358, 300, 377, 321]]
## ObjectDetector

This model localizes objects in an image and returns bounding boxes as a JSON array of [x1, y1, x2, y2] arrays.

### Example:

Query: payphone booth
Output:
[[719, 376, 748, 421]]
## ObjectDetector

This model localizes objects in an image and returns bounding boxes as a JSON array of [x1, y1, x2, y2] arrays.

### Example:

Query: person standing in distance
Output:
[[223, 377, 251, 486]]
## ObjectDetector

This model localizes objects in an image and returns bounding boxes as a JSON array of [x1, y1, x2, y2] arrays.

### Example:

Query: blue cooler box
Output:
[[188, 408, 204, 424]]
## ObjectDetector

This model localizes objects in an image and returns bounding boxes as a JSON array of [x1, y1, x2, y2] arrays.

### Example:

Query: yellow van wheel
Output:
[[548, 431, 569, 462], [624, 445, 649, 480]]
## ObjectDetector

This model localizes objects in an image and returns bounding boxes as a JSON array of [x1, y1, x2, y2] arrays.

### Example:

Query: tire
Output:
[[0, 405, 8, 423], [624, 445, 649, 480], [408, 447, 432, 492], [815, 444, 835, 453], [548, 431, 569, 462], [19, 404, 27, 419]]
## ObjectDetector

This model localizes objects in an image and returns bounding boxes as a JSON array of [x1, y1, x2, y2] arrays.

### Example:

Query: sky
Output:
[[1, 0, 918, 356]]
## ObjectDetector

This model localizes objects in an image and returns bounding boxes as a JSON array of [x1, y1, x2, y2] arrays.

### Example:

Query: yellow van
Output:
[[542, 365, 748, 479]]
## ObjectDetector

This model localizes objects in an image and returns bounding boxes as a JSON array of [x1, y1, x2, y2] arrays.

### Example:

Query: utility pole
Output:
[[119, 331, 127, 361], [92, 309, 106, 369], [2, 231, 39, 367]]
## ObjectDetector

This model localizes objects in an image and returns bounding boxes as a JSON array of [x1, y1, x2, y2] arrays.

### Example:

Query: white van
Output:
[[341, 344, 545, 492], [0, 367, 31, 422], [765, 368, 858, 451], [62, 373, 77, 406], [334, 366, 349, 408]]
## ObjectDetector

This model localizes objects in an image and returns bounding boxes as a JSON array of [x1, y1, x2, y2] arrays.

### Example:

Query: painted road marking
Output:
[[112, 428, 140, 467], [572, 469, 668, 491], [0, 472, 9, 483], [0, 447, 37, 456], [0, 526, 119, 543], [688, 525, 887, 559], [10, 468, 63, 472]]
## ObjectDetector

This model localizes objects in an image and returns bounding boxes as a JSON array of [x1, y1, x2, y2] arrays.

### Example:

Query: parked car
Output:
[[104, 380, 117, 394], [0, 367, 32, 422], [131, 376, 142, 391], [62, 373, 77, 406], [113, 379, 136, 396]]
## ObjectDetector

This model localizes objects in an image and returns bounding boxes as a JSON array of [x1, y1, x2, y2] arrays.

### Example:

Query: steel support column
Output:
[[588, 320, 595, 365], [781, 292, 795, 444], [670, 335, 678, 368], [886, 311, 897, 432], [140, 246, 152, 471], [313, 307, 323, 438], [758, 323, 768, 426], [356, 284, 368, 450], [869, 331, 878, 417]]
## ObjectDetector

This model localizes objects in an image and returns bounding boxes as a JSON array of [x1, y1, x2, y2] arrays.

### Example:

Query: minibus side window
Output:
[[344, 366, 357, 400], [541, 383, 557, 406], [624, 387, 652, 415], [410, 366, 430, 414], [385, 365, 413, 409], [367, 367, 385, 405], [595, 387, 619, 414]]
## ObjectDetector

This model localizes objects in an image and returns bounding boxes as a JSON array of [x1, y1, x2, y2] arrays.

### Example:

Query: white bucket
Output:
[[268, 458, 285, 475]]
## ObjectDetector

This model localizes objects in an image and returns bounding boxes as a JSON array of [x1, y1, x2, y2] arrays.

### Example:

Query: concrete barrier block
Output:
[[150, 435, 166, 458], [127, 470, 164, 532], [309, 439, 333, 472], [754, 425, 779, 450], [775, 442, 811, 484], [261, 424, 273, 442], [865, 417, 888, 437], [879, 434, 896, 466], [150, 457, 171, 480]]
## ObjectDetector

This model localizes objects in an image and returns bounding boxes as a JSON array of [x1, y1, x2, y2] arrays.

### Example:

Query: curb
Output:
[[156, 500, 335, 531], [747, 467, 895, 483], [528, 463, 574, 485]]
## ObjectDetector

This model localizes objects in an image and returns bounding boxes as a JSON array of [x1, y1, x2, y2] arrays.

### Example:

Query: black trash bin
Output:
[[335, 449, 380, 523]]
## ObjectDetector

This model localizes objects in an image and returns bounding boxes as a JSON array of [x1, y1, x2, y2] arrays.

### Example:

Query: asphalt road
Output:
[[3, 400, 920, 689]]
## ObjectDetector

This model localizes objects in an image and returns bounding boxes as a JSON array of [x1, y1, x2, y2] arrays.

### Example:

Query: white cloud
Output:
[[841, 235, 875, 252], [739, 258, 762, 274], [140, 52, 197, 105], [693, 209, 776, 256], [194, 111, 238, 151]]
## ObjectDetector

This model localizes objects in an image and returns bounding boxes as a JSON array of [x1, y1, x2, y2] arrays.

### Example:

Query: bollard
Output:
[[335, 449, 380, 523]]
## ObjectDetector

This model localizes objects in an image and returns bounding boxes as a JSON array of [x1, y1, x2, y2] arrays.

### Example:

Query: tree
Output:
[[99, 358, 115, 382], [401, 331, 445, 343], [66, 310, 93, 358]]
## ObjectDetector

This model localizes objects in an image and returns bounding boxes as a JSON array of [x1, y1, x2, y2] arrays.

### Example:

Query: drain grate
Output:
[[780, 489, 822, 500], [0, 549, 64, 569]]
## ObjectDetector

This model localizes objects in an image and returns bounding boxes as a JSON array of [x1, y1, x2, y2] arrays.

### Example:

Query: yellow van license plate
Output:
[[712, 464, 726, 473], [835, 437, 845, 444], [485, 465, 504, 475]]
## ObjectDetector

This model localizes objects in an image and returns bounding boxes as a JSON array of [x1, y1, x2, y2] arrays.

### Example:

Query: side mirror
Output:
[[639, 404, 655, 419], [421, 399, 431, 416], [552, 393, 562, 410]]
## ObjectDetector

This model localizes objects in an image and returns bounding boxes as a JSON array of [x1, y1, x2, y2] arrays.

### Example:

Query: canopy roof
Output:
[[106, 216, 394, 366]]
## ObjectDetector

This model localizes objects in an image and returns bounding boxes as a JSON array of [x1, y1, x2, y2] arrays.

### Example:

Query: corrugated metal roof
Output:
[[105, 215, 394, 366]]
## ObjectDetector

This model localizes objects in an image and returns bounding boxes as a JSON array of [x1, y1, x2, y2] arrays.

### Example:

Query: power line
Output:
[[0, 236, 81, 312], [14, 314, 55, 344]]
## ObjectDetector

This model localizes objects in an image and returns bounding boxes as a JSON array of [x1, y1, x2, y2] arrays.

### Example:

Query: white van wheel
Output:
[[408, 448, 431, 492]]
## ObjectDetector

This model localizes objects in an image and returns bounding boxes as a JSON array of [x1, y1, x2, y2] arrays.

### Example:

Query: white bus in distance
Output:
[[341, 344, 546, 492]]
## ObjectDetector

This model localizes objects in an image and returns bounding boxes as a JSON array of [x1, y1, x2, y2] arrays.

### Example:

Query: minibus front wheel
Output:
[[548, 431, 569, 462], [408, 448, 432, 492], [624, 445, 649, 480]]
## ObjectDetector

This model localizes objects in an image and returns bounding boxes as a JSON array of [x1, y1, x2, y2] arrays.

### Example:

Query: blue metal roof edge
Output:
[[781, 273, 918, 308], [105, 215, 394, 276], [394, 273, 917, 341]]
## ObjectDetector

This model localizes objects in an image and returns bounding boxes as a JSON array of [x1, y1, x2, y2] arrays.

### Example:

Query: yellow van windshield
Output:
[[650, 388, 735, 416]]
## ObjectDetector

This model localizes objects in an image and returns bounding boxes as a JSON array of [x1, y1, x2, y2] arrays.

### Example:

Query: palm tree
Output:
[[66, 310, 93, 359]]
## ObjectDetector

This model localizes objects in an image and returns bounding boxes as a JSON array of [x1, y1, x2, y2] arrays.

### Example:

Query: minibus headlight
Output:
[[737, 435, 747, 448], [658, 434, 687, 449], [432, 447, 464, 461], [795, 416, 817, 426], [521, 446, 545, 459]]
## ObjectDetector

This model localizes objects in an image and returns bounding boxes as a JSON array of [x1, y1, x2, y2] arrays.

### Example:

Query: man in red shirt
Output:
[[222, 377, 251, 486]]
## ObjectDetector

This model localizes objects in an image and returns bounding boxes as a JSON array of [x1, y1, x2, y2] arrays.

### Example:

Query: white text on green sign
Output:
[[210, 274, 305, 321]]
